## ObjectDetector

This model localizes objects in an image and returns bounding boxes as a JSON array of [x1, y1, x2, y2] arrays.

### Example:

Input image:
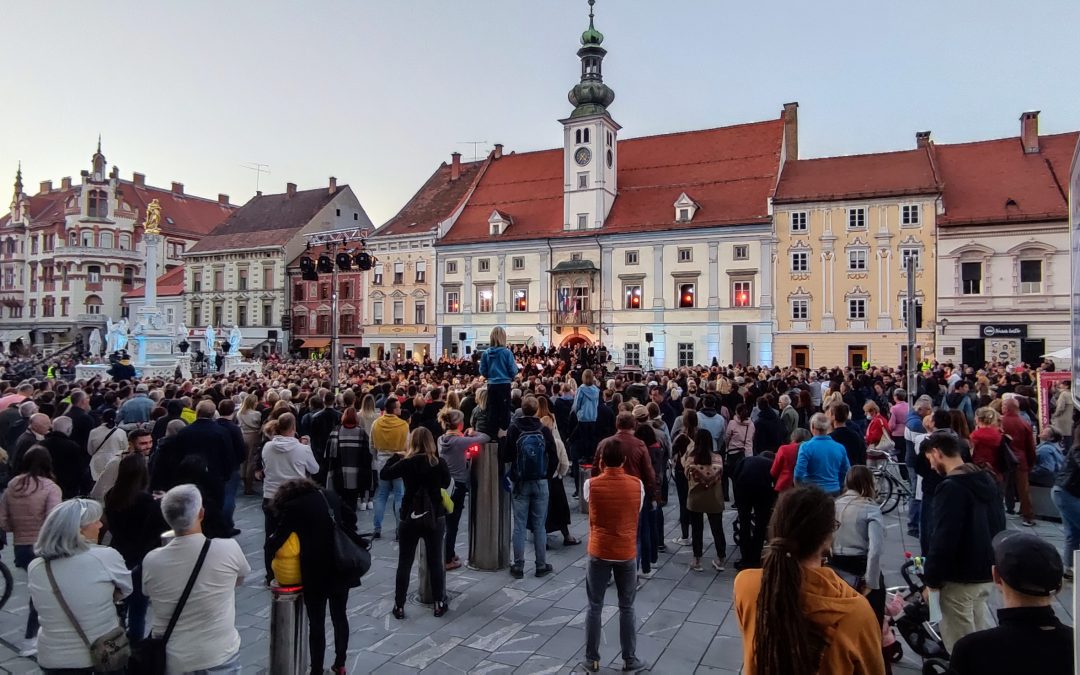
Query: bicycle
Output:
[[869, 450, 914, 515]]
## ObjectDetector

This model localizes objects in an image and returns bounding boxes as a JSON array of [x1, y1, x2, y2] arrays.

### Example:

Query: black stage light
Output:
[[335, 252, 352, 271], [317, 254, 333, 273], [355, 250, 372, 271], [299, 256, 318, 281]]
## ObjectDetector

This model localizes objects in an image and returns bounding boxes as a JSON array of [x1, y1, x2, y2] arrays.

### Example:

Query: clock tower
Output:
[[562, 0, 620, 231]]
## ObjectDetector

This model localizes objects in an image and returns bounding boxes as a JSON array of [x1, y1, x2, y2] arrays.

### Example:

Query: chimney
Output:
[[132, 172, 145, 187], [256, 190, 263, 197], [171, 181, 184, 195], [61, 177, 72, 190], [782, 102, 799, 162], [39, 180, 52, 193], [1021, 111, 1040, 154], [218, 193, 229, 206], [286, 182, 297, 197], [450, 152, 462, 181], [494, 144, 504, 159], [915, 131, 932, 149], [328, 176, 337, 195]]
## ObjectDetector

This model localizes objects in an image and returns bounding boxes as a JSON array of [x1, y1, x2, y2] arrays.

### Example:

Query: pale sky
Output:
[[2, 0, 1077, 226]]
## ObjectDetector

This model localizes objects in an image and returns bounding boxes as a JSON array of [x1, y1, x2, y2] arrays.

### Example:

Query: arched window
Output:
[[84, 294, 103, 315], [583, 128, 590, 143], [118, 233, 131, 250], [88, 190, 108, 218], [99, 231, 114, 249], [68, 230, 78, 247], [81, 230, 94, 247], [575, 129, 582, 144]]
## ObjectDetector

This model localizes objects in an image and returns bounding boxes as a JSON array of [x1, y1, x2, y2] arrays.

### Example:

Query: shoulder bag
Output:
[[45, 558, 134, 672], [320, 490, 371, 588], [128, 538, 213, 675]]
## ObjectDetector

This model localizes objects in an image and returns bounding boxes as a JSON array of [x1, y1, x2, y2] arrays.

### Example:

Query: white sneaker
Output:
[[18, 637, 36, 657], [359, 502, 367, 511], [671, 537, 690, 546], [366, 501, 374, 510], [638, 569, 656, 579]]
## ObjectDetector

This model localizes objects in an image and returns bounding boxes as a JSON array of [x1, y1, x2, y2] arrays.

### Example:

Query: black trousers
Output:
[[396, 516, 446, 607], [304, 589, 349, 673], [444, 481, 468, 561], [672, 469, 690, 539], [736, 488, 775, 567], [830, 553, 885, 626], [688, 510, 726, 559]]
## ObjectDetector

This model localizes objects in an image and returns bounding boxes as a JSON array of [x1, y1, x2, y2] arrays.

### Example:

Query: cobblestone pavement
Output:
[[0, 480, 1071, 673]]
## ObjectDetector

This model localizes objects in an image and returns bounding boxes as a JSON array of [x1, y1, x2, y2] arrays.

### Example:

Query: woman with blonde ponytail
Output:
[[733, 485, 884, 675]]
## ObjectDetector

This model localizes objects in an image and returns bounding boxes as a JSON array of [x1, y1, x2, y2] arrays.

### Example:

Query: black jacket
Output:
[[65, 407, 95, 454], [916, 437, 972, 501], [500, 415, 559, 482], [307, 407, 341, 461], [732, 454, 775, 501], [173, 418, 233, 483], [752, 408, 787, 455], [151, 400, 185, 445], [923, 464, 1005, 588], [215, 418, 246, 474], [266, 488, 359, 594], [380, 453, 451, 521], [949, 606, 1072, 675], [105, 492, 169, 569], [830, 425, 867, 467], [40, 432, 90, 499]]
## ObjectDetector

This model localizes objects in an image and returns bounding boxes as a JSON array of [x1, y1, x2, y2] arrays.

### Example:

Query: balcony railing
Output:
[[56, 245, 142, 261], [551, 309, 599, 331]]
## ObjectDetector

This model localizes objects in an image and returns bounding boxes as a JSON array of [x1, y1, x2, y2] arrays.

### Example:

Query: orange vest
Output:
[[587, 468, 641, 561]]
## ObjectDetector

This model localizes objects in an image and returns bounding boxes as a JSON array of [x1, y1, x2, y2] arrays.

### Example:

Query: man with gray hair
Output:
[[11, 411, 50, 472], [779, 394, 798, 440], [904, 395, 934, 538], [793, 413, 850, 495], [142, 484, 250, 674]]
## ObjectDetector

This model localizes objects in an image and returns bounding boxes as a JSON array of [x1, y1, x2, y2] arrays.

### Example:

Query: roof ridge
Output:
[[792, 147, 930, 163], [121, 180, 235, 207]]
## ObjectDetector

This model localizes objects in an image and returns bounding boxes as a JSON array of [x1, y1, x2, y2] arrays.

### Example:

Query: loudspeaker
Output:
[[268, 330, 278, 340], [465, 345, 472, 355], [648, 346, 655, 357], [406, 350, 413, 360], [459, 332, 466, 341], [645, 332, 654, 343]]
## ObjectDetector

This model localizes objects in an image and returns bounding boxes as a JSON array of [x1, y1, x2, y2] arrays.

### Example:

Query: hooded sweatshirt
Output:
[[697, 409, 727, 454], [923, 463, 1005, 588], [571, 384, 599, 423], [734, 565, 885, 675], [261, 435, 320, 499], [438, 431, 491, 483]]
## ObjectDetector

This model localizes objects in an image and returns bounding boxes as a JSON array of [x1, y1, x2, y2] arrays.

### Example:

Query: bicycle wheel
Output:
[[877, 473, 899, 514], [0, 561, 13, 612]]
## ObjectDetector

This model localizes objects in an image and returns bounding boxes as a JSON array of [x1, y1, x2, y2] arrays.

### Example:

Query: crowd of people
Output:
[[0, 326, 1074, 674]]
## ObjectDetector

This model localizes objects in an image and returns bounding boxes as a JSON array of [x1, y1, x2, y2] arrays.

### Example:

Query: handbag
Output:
[[45, 560, 132, 672], [320, 491, 371, 588], [128, 539, 212, 675]]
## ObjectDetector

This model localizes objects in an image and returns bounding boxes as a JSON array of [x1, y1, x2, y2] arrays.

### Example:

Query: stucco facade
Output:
[[364, 232, 435, 362]]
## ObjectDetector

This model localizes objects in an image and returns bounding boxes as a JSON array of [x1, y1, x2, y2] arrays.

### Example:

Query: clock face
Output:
[[606, 149, 613, 168], [574, 147, 592, 166]]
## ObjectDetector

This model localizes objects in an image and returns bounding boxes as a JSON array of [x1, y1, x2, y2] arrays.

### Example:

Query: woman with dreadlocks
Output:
[[733, 485, 884, 675]]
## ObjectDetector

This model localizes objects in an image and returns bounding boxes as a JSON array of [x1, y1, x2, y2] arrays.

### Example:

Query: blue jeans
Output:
[[1052, 486, 1080, 568], [585, 557, 637, 663], [14, 544, 37, 640], [373, 478, 404, 533], [223, 470, 240, 528], [123, 564, 149, 642], [511, 480, 549, 569]]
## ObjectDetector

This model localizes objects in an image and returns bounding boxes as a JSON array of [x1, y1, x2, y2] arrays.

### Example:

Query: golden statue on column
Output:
[[143, 198, 162, 235]]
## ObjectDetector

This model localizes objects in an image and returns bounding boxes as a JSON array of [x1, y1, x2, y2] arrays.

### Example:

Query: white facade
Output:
[[562, 114, 620, 230], [435, 226, 773, 368], [364, 230, 436, 361], [936, 220, 1070, 365]]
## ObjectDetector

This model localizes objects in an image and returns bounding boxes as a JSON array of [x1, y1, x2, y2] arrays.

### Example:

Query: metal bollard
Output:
[[577, 464, 592, 515], [416, 540, 444, 604], [269, 583, 307, 675], [468, 442, 510, 570]]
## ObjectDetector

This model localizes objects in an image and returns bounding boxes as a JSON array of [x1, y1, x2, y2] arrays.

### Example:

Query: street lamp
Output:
[[936, 317, 949, 334]]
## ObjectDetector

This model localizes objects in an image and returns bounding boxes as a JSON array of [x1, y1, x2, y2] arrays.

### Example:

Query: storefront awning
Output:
[[300, 339, 331, 349]]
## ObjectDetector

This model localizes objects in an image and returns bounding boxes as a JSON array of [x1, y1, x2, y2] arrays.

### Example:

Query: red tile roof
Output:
[[188, 186, 343, 254], [375, 160, 483, 237], [935, 132, 1078, 226], [124, 265, 185, 298], [437, 117, 785, 245], [773, 148, 941, 203], [0, 180, 233, 237]]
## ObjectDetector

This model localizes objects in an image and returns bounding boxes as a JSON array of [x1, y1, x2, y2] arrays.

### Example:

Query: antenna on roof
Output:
[[458, 141, 488, 162], [239, 162, 271, 194]]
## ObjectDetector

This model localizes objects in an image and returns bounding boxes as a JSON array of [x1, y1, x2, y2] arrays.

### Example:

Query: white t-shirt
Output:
[[87, 425, 128, 480], [29, 546, 132, 670], [142, 533, 251, 672]]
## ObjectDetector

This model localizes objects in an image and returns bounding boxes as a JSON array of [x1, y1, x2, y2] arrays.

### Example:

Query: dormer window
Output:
[[488, 210, 512, 236], [673, 193, 699, 223]]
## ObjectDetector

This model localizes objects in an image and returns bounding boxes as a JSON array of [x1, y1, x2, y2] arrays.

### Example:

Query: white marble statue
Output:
[[115, 319, 129, 353], [177, 322, 189, 341], [205, 324, 216, 354], [228, 324, 242, 354], [88, 329, 102, 357]]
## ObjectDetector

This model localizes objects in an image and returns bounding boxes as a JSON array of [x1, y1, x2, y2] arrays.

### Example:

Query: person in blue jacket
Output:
[[479, 327, 519, 436], [794, 413, 850, 496]]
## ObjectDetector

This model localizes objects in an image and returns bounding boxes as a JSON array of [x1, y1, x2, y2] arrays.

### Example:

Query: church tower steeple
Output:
[[10, 162, 28, 223], [90, 135, 107, 181], [561, 0, 620, 231]]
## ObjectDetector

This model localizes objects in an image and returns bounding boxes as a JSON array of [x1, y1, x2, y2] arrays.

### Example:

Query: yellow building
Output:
[[772, 137, 943, 369]]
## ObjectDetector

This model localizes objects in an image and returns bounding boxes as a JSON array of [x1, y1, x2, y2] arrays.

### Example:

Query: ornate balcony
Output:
[[55, 245, 142, 262], [551, 309, 599, 332]]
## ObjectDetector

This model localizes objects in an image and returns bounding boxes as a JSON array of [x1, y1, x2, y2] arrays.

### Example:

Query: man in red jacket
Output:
[[581, 441, 647, 674], [591, 412, 658, 503], [1001, 397, 1037, 526]]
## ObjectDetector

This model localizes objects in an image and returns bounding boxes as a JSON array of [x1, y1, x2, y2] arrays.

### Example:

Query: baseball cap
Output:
[[992, 531, 1063, 596]]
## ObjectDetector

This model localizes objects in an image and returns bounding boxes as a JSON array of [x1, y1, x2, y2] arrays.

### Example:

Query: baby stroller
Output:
[[883, 554, 949, 675]]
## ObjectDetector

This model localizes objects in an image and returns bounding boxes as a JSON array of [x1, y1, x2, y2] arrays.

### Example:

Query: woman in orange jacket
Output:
[[734, 485, 884, 675]]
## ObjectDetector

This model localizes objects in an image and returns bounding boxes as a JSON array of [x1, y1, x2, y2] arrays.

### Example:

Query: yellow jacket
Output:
[[371, 413, 409, 454]]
